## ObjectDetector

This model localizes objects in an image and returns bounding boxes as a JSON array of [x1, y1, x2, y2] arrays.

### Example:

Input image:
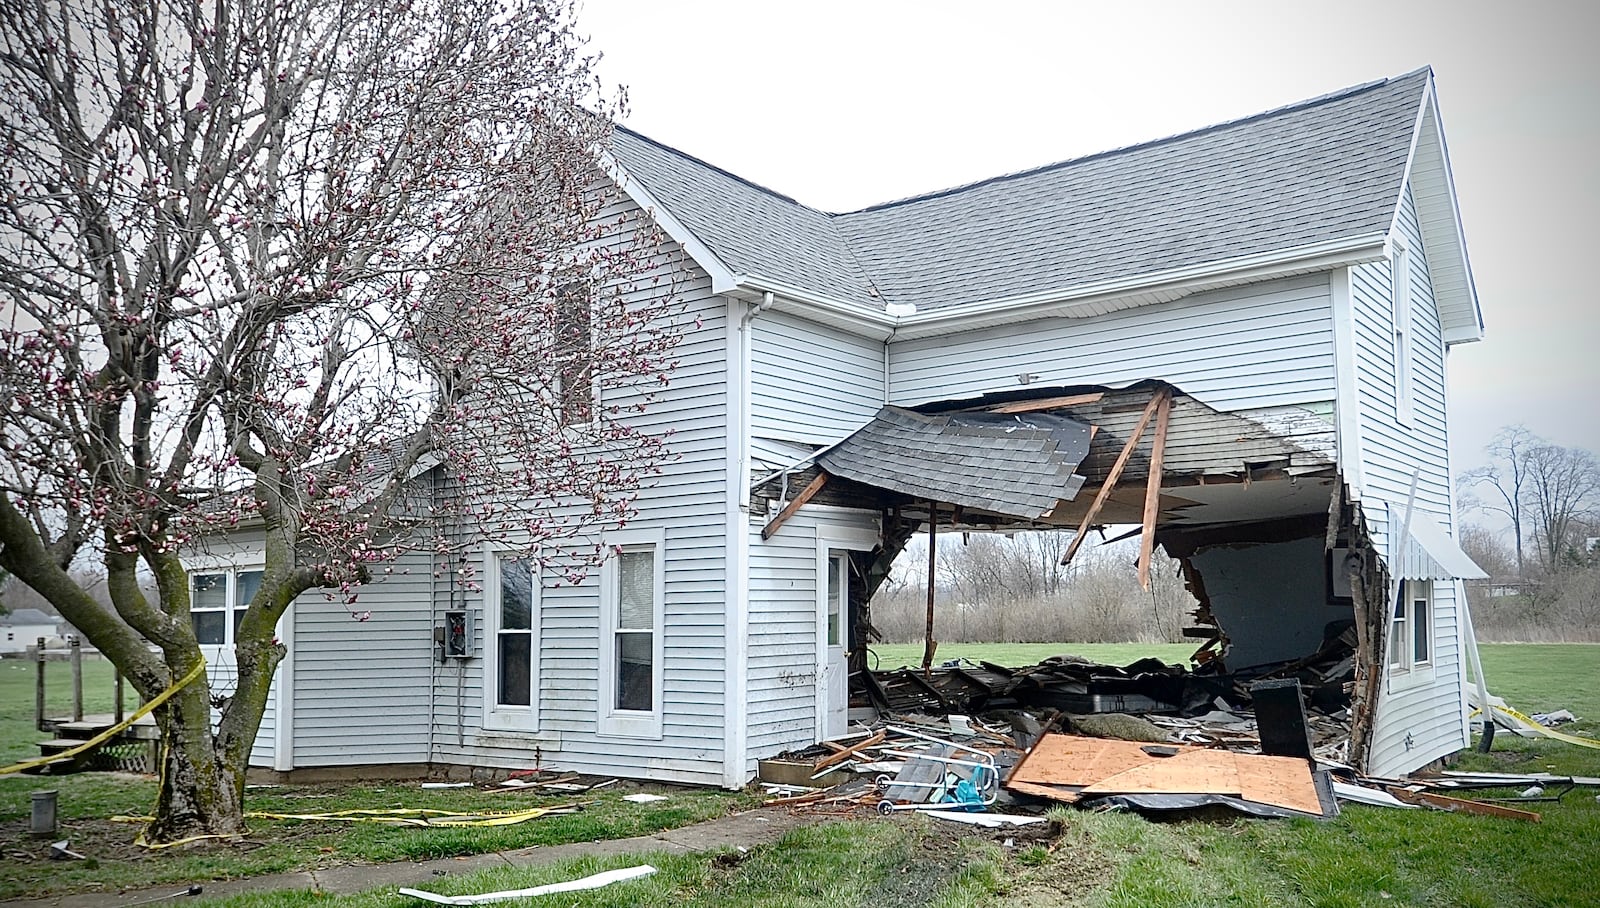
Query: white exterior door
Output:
[[819, 552, 849, 741]]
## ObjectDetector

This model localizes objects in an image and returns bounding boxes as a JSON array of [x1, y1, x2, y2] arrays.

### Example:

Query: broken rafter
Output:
[[761, 471, 830, 540], [1137, 388, 1174, 590], [987, 392, 1105, 414], [1060, 387, 1169, 566]]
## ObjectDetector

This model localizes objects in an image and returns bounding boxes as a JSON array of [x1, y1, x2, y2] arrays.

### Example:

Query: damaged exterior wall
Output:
[[1188, 536, 1342, 669], [1346, 177, 1467, 778]]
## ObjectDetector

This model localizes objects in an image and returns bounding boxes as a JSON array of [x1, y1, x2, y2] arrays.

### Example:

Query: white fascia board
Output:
[[735, 275, 899, 339], [1423, 78, 1486, 345], [1384, 82, 1433, 248], [736, 234, 1388, 343], [888, 233, 1389, 341], [597, 151, 740, 295]]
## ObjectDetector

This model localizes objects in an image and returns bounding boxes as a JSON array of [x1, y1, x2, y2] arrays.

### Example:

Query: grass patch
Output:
[[870, 642, 1195, 670], [1, 660, 756, 900], [183, 818, 1004, 908]]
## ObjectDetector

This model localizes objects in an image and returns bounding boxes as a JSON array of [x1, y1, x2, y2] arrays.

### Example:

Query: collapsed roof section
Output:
[[755, 381, 1339, 533], [815, 407, 1092, 520]]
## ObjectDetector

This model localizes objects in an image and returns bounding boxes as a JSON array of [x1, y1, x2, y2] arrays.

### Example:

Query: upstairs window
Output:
[[1391, 241, 1414, 424], [554, 286, 593, 426]]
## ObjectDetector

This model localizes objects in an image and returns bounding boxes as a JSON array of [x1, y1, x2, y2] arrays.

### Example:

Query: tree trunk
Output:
[[143, 663, 248, 844]]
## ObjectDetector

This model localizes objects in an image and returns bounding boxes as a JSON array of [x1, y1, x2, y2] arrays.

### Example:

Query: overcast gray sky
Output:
[[579, 0, 1600, 477]]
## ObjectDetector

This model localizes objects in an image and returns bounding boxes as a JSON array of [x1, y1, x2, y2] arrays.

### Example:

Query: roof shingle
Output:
[[609, 69, 1429, 312]]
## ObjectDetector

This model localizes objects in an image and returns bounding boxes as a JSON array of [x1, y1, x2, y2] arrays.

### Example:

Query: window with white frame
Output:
[[554, 285, 594, 426], [1392, 241, 1414, 424], [826, 554, 846, 648], [1389, 580, 1432, 671], [598, 530, 664, 738], [189, 568, 263, 646], [484, 551, 539, 730]]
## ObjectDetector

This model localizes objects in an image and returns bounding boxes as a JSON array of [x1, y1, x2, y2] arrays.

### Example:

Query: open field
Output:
[[870, 641, 1195, 670], [3, 644, 1599, 905]]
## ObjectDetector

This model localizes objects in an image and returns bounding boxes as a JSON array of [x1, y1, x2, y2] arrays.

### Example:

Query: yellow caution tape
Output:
[[0, 660, 206, 776], [1470, 703, 1600, 750], [114, 805, 581, 830]]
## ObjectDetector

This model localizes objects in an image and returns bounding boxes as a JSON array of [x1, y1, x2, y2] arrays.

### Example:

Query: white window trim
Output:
[[1391, 239, 1414, 425], [1387, 579, 1435, 690], [597, 527, 665, 740], [554, 285, 600, 432], [187, 559, 266, 648], [482, 545, 541, 733]]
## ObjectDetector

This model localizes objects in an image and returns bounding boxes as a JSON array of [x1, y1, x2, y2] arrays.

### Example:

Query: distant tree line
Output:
[[869, 532, 1195, 650], [1460, 426, 1600, 642]]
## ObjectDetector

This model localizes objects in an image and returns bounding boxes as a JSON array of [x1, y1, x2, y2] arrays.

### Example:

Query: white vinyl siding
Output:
[[888, 274, 1337, 413], [428, 188, 732, 785], [745, 507, 879, 767], [750, 309, 884, 446], [290, 546, 434, 767], [1352, 177, 1467, 777]]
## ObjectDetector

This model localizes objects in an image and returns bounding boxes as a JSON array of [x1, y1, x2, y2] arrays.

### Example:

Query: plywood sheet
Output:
[[1005, 734, 1327, 817]]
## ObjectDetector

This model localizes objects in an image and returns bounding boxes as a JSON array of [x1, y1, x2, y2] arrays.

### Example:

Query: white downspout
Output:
[[722, 292, 771, 789]]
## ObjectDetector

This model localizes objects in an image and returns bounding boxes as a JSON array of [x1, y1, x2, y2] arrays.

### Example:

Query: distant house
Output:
[[189, 67, 1485, 782], [1, 608, 61, 654]]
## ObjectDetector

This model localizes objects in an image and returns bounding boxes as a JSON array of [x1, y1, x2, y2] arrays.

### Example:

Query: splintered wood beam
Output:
[[761, 471, 829, 540], [922, 501, 939, 673], [988, 392, 1105, 414], [1060, 387, 1168, 566], [1137, 387, 1174, 590]]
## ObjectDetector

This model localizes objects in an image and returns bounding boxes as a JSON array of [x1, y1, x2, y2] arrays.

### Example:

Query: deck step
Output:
[[33, 737, 155, 774]]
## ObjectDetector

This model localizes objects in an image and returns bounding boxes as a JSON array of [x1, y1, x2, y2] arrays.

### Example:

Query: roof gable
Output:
[[609, 70, 1450, 322]]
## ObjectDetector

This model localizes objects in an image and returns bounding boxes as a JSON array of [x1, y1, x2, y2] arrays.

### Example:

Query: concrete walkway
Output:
[[6, 808, 810, 908]]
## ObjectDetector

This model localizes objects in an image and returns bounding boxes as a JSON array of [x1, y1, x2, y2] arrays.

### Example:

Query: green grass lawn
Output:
[[870, 641, 1196, 670], [0, 658, 755, 900], [5, 644, 1599, 906]]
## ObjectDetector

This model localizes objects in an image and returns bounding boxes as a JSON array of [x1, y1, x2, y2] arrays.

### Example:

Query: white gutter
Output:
[[737, 233, 1389, 342]]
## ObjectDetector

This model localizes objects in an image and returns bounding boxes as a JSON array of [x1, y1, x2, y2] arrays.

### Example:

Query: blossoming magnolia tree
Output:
[[0, 0, 685, 843]]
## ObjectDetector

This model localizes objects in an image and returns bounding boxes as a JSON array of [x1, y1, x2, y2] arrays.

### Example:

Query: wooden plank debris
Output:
[[1386, 786, 1542, 822], [1136, 387, 1173, 590], [761, 472, 829, 540], [988, 392, 1105, 414], [1061, 389, 1167, 566]]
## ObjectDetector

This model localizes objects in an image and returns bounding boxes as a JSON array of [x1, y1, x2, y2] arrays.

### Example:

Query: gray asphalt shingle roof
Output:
[[610, 69, 1429, 312], [816, 407, 1092, 519]]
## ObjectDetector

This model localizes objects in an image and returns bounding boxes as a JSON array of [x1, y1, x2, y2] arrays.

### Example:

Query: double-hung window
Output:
[[189, 568, 263, 646], [1389, 580, 1433, 674], [554, 286, 594, 426], [484, 551, 539, 731], [598, 528, 664, 738]]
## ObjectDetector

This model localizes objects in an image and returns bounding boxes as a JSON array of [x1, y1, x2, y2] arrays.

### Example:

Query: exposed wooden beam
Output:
[[922, 500, 939, 673], [988, 392, 1105, 414], [1060, 388, 1167, 565], [1137, 387, 1174, 590], [761, 471, 829, 540]]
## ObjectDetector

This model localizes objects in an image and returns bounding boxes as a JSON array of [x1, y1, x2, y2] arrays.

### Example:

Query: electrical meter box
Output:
[[437, 610, 471, 661]]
